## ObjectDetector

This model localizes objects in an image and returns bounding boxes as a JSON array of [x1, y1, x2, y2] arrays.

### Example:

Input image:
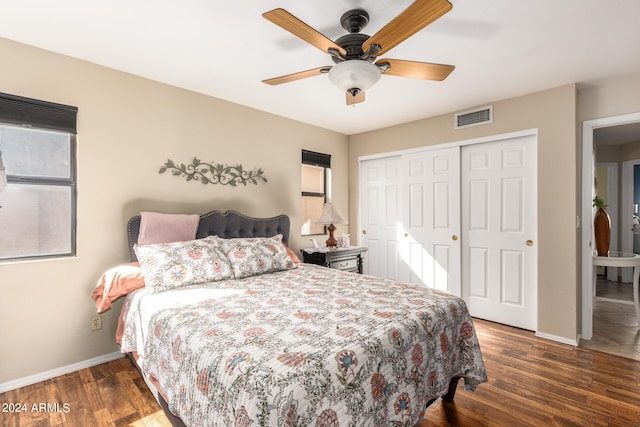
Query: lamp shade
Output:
[[316, 202, 346, 225], [0, 151, 6, 191], [328, 60, 381, 94]]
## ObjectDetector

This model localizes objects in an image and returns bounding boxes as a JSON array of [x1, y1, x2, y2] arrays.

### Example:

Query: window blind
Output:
[[302, 149, 331, 168], [0, 92, 78, 134]]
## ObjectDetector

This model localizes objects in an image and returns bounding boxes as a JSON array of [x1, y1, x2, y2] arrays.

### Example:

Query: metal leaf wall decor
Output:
[[159, 157, 267, 187]]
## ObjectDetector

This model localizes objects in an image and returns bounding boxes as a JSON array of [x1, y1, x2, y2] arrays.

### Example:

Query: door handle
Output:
[[452, 235, 458, 241], [526, 240, 534, 246], [362, 229, 367, 235], [404, 233, 409, 238]]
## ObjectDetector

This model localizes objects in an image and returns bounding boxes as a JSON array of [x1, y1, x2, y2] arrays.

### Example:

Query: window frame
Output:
[[0, 92, 78, 262], [301, 150, 331, 237]]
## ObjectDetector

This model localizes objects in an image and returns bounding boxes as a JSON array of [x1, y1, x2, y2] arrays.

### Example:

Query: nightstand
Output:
[[301, 246, 367, 274]]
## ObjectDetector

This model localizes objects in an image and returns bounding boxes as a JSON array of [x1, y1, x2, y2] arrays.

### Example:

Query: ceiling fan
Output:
[[262, 0, 455, 105]]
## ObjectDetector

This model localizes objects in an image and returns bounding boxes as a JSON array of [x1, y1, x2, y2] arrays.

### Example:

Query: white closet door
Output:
[[461, 135, 537, 330], [359, 155, 407, 280], [402, 147, 461, 295]]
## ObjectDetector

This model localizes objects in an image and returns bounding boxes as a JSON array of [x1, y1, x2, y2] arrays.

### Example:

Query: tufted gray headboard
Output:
[[127, 209, 291, 262]]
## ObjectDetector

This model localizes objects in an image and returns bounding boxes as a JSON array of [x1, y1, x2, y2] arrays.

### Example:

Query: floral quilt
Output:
[[120, 264, 487, 426]]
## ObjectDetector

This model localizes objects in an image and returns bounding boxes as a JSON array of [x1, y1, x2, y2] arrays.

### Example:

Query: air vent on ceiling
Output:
[[454, 105, 493, 129]]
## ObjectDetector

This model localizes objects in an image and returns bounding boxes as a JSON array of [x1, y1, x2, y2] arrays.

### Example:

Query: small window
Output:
[[301, 150, 331, 236], [0, 93, 77, 261]]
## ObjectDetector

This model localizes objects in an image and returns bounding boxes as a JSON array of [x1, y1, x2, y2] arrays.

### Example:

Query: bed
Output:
[[97, 209, 487, 426]]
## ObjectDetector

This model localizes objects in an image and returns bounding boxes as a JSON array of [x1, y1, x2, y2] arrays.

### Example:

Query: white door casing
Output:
[[461, 135, 538, 330]]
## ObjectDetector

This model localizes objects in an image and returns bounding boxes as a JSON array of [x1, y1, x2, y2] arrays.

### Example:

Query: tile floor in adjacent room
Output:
[[579, 275, 640, 361]]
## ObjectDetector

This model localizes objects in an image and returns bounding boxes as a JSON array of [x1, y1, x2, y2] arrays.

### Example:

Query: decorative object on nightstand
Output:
[[316, 202, 346, 247], [337, 233, 350, 248], [302, 246, 367, 274]]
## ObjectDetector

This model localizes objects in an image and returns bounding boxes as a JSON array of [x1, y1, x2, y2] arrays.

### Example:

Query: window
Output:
[[0, 93, 78, 261], [301, 150, 331, 236]]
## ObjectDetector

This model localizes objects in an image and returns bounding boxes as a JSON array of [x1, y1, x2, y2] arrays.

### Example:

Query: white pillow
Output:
[[134, 236, 233, 293], [222, 234, 296, 279]]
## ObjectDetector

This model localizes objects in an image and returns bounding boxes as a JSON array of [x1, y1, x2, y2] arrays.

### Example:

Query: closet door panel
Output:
[[402, 147, 461, 295], [360, 155, 407, 281], [461, 135, 537, 330]]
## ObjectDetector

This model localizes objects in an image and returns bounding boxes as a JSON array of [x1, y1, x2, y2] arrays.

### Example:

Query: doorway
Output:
[[581, 112, 640, 340]]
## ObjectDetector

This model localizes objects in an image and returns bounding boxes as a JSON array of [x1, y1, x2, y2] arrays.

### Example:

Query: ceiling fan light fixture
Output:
[[328, 60, 381, 94]]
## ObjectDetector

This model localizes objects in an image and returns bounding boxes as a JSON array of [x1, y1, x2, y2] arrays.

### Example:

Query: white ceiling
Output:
[[1, 0, 640, 135]]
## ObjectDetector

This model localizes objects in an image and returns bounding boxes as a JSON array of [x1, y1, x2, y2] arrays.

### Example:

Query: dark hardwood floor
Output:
[[0, 358, 170, 427], [423, 320, 640, 426], [2, 319, 639, 426]]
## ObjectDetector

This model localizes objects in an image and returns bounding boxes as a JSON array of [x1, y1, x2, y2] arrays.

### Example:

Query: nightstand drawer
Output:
[[329, 258, 358, 271], [301, 247, 368, 274]]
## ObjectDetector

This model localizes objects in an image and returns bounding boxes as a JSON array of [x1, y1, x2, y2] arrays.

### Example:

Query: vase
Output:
[[594, 207, 611, 256]]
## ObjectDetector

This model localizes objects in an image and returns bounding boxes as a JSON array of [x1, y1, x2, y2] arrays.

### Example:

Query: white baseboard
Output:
[[0, 352, 123, 394], [535, 331, 578, 346]]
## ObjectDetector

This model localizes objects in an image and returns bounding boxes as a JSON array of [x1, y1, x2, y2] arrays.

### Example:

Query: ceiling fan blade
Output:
[[262, 66, 332, 86], [362, 0, 452, 57], [346, 91, 366, 106], [263, 8, 347, 57], [376, 58, 454, 81]]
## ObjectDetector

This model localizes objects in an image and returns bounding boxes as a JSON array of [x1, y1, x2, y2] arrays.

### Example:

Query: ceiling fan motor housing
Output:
[[333, 33, 372, 62], [333, 9, 378, 63]]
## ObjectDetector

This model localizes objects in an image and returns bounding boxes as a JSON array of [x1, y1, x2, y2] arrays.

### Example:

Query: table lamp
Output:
[[316, 202, 346, 248]]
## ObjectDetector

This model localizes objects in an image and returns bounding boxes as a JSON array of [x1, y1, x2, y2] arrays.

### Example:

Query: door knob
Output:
[[404, 233, 409, 238], [362, 229, 367, 235], [526, 240, 534, 246], [452, 235, 458, 241]]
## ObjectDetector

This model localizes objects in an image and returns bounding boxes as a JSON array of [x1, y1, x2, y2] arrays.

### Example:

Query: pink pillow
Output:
[[137, 211, 199, 246], [91, 262, 145, 313], [284, 243, 301, 263]]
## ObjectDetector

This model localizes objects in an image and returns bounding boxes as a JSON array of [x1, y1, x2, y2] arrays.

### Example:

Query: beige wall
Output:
[[578, 71, 640, 122], [0, 37, 348, 385], [595, 166, 610, 203], [2, 32, 640, 388], [349, 84, 578, 341], [596, 144, 621, 163], [620, 141, 640, 161]]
